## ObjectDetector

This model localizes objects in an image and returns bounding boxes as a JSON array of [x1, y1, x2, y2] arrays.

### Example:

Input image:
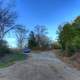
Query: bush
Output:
[[0, 52, 26, 68], [61, 44, 76, 57], [52, 42, 61, 49], [0, 40, 11, 57]]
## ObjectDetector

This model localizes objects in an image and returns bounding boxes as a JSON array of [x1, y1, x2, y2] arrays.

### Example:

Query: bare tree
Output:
[[34, 25, 48, 47], [0, 0, 17, 41], [15, 25, 28, 49]]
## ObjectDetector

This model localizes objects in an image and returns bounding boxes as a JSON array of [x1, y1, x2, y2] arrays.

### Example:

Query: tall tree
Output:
[[72, 16, 80, 51], [58, 23, 76, 55], [58, 16, 80, 56], [28, 31, 37, 48], [15, 25, 28, 49], [34, 25, 47, 47], [0, 0, 17, 41]]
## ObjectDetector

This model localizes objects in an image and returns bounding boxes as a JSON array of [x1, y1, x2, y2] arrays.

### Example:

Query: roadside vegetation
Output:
[[0, 1, 27, 68], [57, 17, 80, 57], [0, 40, 26, 68], [0, 52, 26, 68], [0, 0, 51, 68], [55, 16, 80, 69]]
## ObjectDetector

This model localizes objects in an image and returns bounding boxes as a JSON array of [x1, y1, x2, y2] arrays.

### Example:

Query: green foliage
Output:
[[0, 52, 26, 68], [28, 31, 37, 48], [0, 42, 26, 68], [58, 16, 80, 56], [28, 26, 50, 50]]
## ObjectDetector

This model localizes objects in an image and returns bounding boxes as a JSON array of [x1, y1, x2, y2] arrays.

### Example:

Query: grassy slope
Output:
[[0, 53, 26, 68]]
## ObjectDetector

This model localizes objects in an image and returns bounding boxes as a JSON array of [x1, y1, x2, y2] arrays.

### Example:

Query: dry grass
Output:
[[32, 47, 51, 51], [53, 49, 80, 70]]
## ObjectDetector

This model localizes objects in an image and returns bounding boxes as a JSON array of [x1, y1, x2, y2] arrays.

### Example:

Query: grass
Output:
[[53, 49, 80, 70], [53, 49, 73, 67], [0, 52, 26, 68]]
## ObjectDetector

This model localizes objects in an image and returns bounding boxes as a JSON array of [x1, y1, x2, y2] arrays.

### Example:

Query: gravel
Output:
[[0, 51, 80, 80]]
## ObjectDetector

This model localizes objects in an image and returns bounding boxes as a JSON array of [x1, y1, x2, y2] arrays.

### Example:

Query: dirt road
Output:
[[0, 51, 80, 80]]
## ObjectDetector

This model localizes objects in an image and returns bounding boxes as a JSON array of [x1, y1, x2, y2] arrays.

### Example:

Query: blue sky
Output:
[[7, 0, 80, 47]]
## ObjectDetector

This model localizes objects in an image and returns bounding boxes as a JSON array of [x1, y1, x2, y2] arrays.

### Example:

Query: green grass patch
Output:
[[0, 53, 26, 68]]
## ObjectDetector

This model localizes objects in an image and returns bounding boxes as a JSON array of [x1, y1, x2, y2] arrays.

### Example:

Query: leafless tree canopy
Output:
[[34, 25, 48, 47], [15, 25, 28, 49], [0, 0, 17, 40]]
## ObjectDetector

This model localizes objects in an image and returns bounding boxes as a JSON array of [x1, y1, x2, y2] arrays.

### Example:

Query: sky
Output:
[[7, 0, 80, 47]]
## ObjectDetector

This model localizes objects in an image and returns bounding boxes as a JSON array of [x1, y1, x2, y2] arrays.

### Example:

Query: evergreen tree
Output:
[[28, 31, 37, 48]]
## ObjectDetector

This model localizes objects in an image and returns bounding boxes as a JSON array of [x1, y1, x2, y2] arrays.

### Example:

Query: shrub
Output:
[[52, 42, 61, 49], [0, 40, 11, 57], [67, 46, 76, 57]]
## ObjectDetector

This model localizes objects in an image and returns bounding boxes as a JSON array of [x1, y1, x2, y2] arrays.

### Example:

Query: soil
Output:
[[0, 51, 80, 80]]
